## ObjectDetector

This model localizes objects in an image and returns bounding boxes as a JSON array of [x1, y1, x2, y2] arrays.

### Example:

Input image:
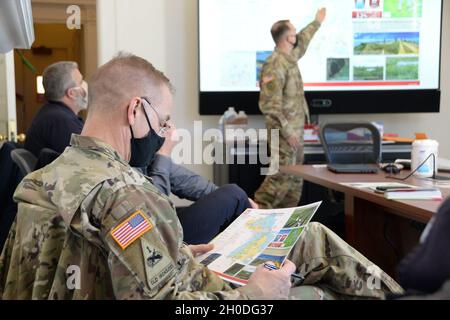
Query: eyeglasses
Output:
[[141, 96, 171, 136]]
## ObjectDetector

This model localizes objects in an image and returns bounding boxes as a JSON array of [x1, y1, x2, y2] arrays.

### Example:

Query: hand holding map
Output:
[[196, 202, 322, 286]]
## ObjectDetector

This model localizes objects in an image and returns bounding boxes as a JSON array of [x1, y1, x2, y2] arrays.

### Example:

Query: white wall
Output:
[[31, 0, 98, 79], [97, 0, 166, 68], [97, 0, 450, 190], [0, 54, 9, 136]]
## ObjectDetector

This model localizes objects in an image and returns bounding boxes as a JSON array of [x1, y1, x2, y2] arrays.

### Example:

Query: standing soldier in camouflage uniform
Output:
[[255, 8, 326, 209], [0, 53, 403, 300]]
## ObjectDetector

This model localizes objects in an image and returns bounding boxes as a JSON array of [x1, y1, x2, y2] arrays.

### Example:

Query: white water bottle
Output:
[[411, 140, 439, 178]]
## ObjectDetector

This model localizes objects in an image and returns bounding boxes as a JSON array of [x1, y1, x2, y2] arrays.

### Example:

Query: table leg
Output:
[[344, 195, 355, 246]]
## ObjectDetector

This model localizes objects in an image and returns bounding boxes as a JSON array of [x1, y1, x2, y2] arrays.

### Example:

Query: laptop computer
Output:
[[327, 163, 379, 174]]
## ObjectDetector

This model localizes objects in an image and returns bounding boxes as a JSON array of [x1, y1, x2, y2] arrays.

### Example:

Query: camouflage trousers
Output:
[[287, 222, 404, 300], [255, 131, 304, 209]]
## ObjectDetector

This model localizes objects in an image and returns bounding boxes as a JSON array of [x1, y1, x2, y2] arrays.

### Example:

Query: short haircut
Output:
[[88, 52, 173, 112], [271, 20, 292, 44], [43, 61, 79, 101]]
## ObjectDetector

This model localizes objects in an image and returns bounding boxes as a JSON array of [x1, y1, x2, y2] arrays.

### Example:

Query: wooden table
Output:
[[281, 165, 450, 278]]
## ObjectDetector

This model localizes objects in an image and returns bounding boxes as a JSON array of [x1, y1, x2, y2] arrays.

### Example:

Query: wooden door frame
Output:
[[12, 0, 97, 136]]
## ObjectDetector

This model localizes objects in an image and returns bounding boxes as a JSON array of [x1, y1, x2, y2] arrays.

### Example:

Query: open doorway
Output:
[[14, 0, 97, 136]]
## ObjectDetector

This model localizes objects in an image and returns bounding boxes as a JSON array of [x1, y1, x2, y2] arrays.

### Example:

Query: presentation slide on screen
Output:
[[199, 0, 442, 92]]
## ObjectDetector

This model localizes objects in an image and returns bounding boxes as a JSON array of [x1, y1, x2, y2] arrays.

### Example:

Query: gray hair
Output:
[[42, 61, 79, 101]]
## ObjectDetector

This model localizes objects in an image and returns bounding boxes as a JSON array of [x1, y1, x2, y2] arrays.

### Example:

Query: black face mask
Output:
[[129, 105, 165, 168]]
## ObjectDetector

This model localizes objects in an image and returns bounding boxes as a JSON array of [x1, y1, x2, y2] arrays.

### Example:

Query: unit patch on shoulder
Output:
[[141, 238, 176, 290]]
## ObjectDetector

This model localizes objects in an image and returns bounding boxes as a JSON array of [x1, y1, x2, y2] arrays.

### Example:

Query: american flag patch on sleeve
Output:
[[111, 210, 153, 250]]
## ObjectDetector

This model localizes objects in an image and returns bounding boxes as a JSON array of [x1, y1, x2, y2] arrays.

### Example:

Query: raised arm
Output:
[[292, 7, 326, 61]]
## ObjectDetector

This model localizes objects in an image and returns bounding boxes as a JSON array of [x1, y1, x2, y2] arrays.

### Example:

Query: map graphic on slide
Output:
[[354, 66, 384, 81], [354, 32, 420, 55], [384, 0, 423, 18], [386, 57, 419, 80], [199, 0, 441, 97], [256, 51, 272, 83]]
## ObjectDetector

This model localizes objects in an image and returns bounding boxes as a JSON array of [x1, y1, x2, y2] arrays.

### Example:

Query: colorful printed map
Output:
[[195, 202, 322, 286]]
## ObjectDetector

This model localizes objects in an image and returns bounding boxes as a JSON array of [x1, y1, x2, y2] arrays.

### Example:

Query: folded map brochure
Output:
[[195, 202, 322, 287]]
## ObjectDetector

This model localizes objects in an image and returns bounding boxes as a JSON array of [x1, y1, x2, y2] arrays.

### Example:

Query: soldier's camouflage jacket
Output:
[[0, 135, 263, 300], [259, 20, 321, 139]]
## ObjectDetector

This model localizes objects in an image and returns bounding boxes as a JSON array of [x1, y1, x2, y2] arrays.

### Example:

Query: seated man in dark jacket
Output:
[[395, 197, 450, 299], [25, 61, 87, 157]]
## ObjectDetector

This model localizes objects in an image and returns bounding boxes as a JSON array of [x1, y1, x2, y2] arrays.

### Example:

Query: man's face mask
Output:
[[129, 100, 166, 168], [287, 33, 298, 48]]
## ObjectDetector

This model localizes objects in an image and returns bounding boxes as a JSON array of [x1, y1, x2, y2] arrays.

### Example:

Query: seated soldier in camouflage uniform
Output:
[[0, 53, 403, 300]]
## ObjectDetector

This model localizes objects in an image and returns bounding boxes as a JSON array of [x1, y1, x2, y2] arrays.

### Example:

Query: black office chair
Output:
[[10, 148, 38, 176], [0, 142, 23, 252], [319, 122, 381, 228], [319, 122, 381, 165]]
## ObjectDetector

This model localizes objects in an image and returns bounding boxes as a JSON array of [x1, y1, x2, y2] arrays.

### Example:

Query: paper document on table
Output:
[[341, 182, 443, 199], [195, 202, 322, 286], [420, 178, 450, 189], [383, 188, 442, 200]]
